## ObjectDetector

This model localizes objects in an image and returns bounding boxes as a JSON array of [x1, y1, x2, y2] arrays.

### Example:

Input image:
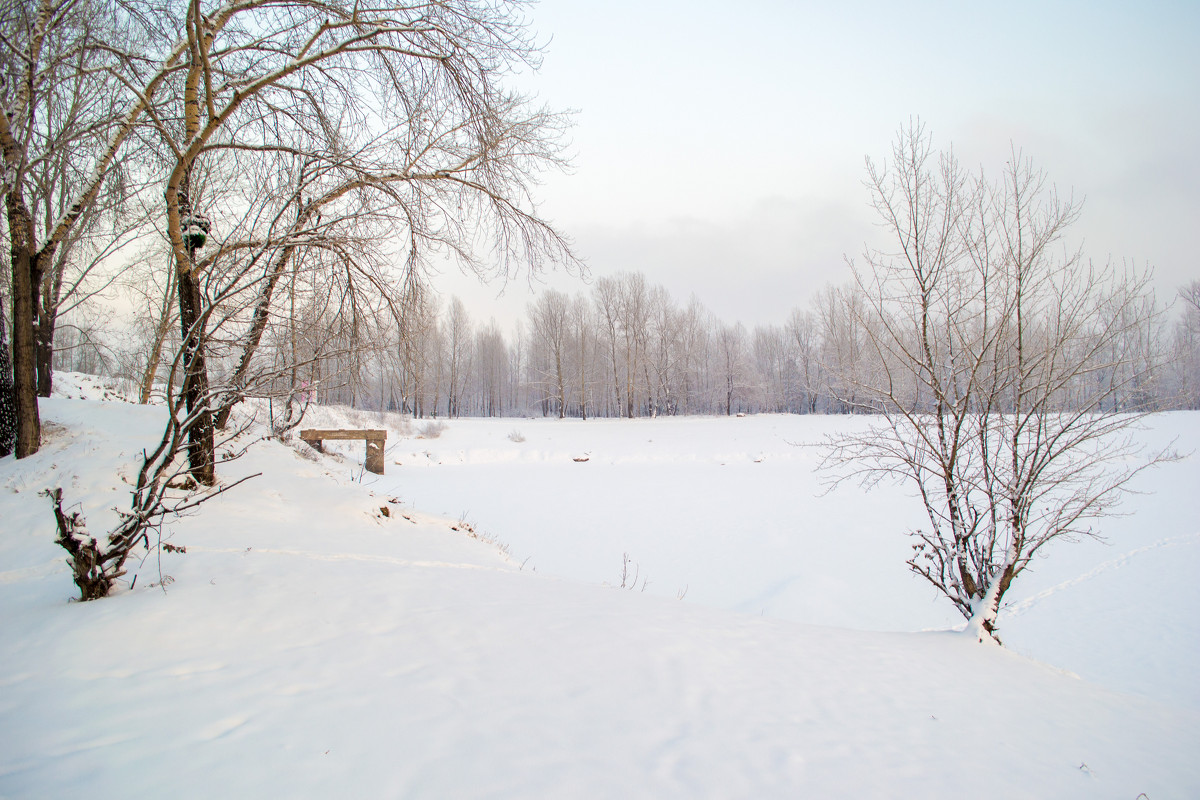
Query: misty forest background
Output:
[[20, 265, 1200, 421]]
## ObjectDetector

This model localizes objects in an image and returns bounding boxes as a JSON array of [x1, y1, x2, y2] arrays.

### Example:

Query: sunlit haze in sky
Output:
[[437, 0, 1200, 329]]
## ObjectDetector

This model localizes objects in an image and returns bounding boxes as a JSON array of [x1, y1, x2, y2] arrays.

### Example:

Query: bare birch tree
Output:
[[823, 122, 1172, 642], [528, 288, 569, 417], [570, 294, 594, 419], [787, 309, 821, 413], [717, 321, 748, 416], [445, 297, 473, 417]]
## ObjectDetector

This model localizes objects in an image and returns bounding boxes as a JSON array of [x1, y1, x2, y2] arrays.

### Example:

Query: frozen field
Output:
[[1, 376, 1197, 797], [386, 410, 1200, 709]]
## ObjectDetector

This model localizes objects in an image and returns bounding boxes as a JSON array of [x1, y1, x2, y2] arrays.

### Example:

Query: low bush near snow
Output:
[[417, 420, 447, 439]]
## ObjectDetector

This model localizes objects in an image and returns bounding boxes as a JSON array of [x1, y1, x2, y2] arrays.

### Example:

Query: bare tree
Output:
[[528, 288, 570, 417], [676, 295, 711, 414], [475, 319, 508, 417], [1, 0, 151, 457], [786, 308, 821, 413], [570, 294, 594, 419], [753, 323, 794, 413], [508, 320, 526, 413], [1169, 280, 1200, 408], [823, 122, 1172, 642], [814, 284, 874, 413], [445, 297, 473, 417], [125, 252, 179, 405], [112, 0, 578, 482], [645, 285, 678, 416], [594, 275, 624, 416], [30, 104, 151, 398], [717, 321, 748, 416]]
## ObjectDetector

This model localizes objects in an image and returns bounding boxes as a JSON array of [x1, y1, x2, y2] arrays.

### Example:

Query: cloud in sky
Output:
[[437, 0, 1200, 327]]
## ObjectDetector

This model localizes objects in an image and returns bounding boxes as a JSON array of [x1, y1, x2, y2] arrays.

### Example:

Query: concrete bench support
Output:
[[300, 429, 387, 475]]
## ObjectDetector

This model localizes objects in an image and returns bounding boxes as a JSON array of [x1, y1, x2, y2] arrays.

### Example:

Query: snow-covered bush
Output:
[[417, 421, 447, 439]]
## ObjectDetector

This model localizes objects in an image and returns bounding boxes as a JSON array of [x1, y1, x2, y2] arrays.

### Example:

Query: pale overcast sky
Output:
[[439, 0, 1200, 328]]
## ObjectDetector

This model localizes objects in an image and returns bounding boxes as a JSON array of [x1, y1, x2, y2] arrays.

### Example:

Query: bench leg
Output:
[[365, 438, 385, 475]]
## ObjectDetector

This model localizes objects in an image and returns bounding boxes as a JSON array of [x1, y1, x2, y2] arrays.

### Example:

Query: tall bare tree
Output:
[[109, 0, 577, 481], [445, 296, 473, 417], [528, 288, 569, 417], [786, 309, 821, 413], [594, 275, 624, 416], [571, 293, 594, 419], [0, 0, 155, 457], [716, 321, 747, 416], [1168, 281, 1200, 408], [475, 318, 508, 417]]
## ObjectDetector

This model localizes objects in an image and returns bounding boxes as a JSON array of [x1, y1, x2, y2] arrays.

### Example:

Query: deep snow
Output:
[[1, 375, 1197, 798], [386, 409, 1200, 710]]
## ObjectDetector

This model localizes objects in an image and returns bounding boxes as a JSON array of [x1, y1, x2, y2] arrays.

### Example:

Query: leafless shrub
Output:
[[618, 552, 650, 592], [417, 421, 447, 439], [450, 515, 511, 559]]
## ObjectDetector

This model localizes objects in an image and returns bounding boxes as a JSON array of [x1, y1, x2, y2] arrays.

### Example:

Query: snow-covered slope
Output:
[[1, 384, 1196, 797]]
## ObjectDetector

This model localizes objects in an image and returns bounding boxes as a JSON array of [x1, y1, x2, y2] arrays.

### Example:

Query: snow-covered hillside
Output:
[[1, 377, 1197, 798]]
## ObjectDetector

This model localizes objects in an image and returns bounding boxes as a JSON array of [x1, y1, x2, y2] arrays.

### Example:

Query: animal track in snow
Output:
[[1000, 532, 1200, 618]]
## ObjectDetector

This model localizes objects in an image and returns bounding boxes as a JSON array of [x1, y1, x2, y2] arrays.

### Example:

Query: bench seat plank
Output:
[[300, 429, 387, 441]]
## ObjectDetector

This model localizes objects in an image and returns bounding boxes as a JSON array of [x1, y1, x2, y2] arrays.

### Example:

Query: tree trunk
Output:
[[965, 558, 1015, 645], [7, 196, 42, 458], [0, 292, 17, 458], [35, 243, 72, 396], [35, 310, 54, 396], [169, 29, 215, 485], [554, 349, 565, 419], [139, 267, 177, 404], [176, 264, 215, 486]]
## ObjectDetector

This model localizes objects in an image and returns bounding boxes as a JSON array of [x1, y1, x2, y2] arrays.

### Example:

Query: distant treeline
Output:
[[52, 271, 1200, 419]]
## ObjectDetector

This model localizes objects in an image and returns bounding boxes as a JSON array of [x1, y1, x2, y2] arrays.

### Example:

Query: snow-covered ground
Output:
[[389, 411, 1200, 711], [1, 374, 1197, 798]]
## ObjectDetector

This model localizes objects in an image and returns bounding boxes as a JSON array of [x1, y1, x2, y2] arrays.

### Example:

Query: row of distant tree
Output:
[[39, 264, 1200, 422], [339, 271, 1200, 419]]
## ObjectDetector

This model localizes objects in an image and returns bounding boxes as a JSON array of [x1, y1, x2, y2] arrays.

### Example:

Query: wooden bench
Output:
[[300, 429, 387, 475]]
